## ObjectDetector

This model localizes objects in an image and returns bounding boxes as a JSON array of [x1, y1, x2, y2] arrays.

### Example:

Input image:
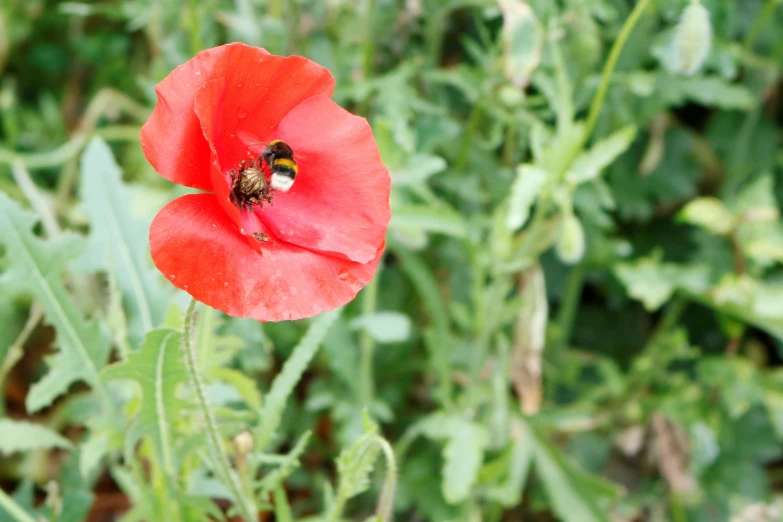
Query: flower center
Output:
[[228, 140, 298, 212], [228, 158, 273, 211]]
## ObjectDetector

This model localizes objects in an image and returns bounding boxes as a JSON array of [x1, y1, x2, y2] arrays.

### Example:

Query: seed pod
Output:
[[675, 0, 712, 75], [556, 211, 586, 265]]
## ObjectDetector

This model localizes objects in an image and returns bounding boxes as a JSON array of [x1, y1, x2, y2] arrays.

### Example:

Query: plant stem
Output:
[[360, 273, 380, 407], [455, 102, 482, 170], [744, 0, 780, 50], [182, 299, 257, 521], [11, 161, 61, 237], [0, 489, 37, 522], [580, 0, 653, 148], [374, 436, 398, 522], [555, 263, 584, 346]]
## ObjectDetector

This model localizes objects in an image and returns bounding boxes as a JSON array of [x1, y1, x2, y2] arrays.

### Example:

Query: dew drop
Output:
[[238, 111, 247, 119], [224, 282, 228, 287], [169, 274, 176, 280], [184, 284, 189, 289], [338, 269, 350, 281]]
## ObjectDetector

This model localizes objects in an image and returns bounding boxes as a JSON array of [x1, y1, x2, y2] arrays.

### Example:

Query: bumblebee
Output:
[[261, 140, 297, 192]]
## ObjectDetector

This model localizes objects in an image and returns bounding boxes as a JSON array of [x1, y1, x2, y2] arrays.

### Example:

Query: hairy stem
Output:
[[183, 299, 257, 521], [374, 436, 398, 522]]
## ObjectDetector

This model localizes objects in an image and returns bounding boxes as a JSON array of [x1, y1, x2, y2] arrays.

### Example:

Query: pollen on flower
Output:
[[228, 157, 274, 211]]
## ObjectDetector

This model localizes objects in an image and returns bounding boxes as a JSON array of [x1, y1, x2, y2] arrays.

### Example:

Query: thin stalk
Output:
[[11, 161, 61, 237], [362, 0, 377, 80], [182, 300, 257, 521], [555, 263, 584, 346], [580, 0, 653, 149], [744, 0, 780, 50], [0, 306, 43, 416], [455, 102, 483, 171], [0, 490, 36, 522], [360, 274, 380, 407]]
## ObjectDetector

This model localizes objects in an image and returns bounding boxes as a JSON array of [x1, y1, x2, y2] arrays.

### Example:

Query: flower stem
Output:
[[374, 436, 398, 522], [182, 299, 257, 521], [580, 0, 653, 148], [360, 273, 380, 407]]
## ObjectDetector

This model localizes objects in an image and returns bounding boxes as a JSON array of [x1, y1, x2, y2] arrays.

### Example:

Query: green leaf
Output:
[[78, 137, 167, 342], [350, 312, 412, 343], [392, 153, 447, 186], [391, 204, 467, 239], [257, 431, 312, 496], [506, 165, 548, 231], [567, 126, 637, 184], [499, 0, 543, 87], [442, 420, 489, 504], [615, 254, 711, 310], [529, 423, 614, 522], [0, 419, 73, 455], [255, 309, 340, 450], [678, 196, 736, 235], [0, 193, 111, 412], [334, 414, 381, 502], [101, 328, 186, 473]]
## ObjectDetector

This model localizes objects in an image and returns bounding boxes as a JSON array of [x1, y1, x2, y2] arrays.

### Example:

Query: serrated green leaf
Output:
[[101, 328, 186, 474], [255, 309, 340, 450], [678, 196, 736, 235], [79, 431, 109, 480], [568, 126, 637, 184], [257, 431, 312, 496], [390, 205, 467, 238], [350, 311, 412, 343], [334, 416, 381, 502], [442, 420, 489, 504], [615, 254, 711, 310], [529, 421, 614, 522], [0, 193, 111, 412], [506, 165, 548, 231], [78, 137, 166, 342], [0, 419, 72, 455], [392, 153, 447, 186], [210, 367, 262, 411]]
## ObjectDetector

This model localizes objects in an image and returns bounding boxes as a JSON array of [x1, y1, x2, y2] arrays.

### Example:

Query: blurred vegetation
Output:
[[1, 0, 783, 521]]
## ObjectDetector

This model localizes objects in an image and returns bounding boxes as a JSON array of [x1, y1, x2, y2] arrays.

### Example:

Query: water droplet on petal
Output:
[[338, 269, 350, 281], [169, 274, 176, 280]]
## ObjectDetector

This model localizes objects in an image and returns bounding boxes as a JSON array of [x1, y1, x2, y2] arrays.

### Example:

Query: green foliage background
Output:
[[1, 0, 783, 521]]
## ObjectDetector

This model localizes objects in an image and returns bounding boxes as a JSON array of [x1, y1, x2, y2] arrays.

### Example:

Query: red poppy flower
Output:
[[141, 43, 390, 321]]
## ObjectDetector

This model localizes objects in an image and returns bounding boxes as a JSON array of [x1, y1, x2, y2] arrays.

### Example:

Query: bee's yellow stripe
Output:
[[269, 139, 282, 146], [273, 158, 298, 172]]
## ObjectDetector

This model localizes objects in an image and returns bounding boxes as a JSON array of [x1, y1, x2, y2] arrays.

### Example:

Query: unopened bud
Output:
[[675, 0, 712, 75], [233, 431, 254, 455], [556, 212, 586, 265]]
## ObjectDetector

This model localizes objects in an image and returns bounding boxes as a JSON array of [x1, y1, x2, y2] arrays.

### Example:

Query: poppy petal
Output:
[[142, 43, 334, 191], [247, 96, 391, 264], [150, 194, 383, 322], [192, 53, 336, 179]]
